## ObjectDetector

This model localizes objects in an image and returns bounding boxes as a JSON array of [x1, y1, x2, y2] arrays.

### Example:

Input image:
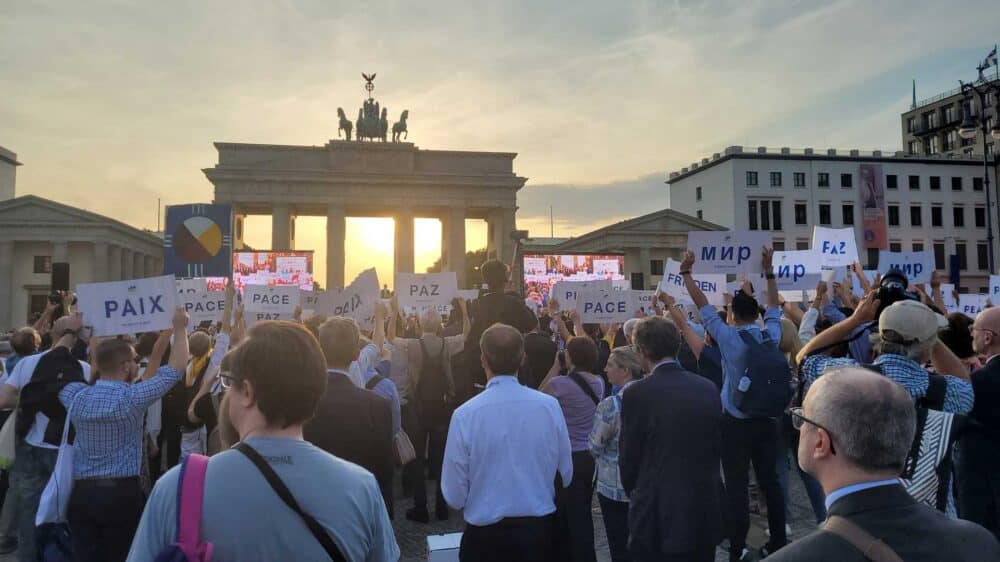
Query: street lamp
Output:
[[958, 79, 1000, 275]]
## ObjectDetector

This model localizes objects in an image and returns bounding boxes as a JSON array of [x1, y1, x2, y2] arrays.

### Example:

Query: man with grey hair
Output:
[[441, 323, 572, 562], [769, 367, 999, 561]]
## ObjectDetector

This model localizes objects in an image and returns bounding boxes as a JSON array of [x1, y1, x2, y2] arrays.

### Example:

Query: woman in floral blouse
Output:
[[588, 347, 644, 562]]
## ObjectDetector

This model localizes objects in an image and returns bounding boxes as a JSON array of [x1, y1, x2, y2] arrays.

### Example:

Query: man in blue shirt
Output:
[[680, 247, 787, 561]]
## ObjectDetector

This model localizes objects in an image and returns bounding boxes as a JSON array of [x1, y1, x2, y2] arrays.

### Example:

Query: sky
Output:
[[3, 1, 999, 286]]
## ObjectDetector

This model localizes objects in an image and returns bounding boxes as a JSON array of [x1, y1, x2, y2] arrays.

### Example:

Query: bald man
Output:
[[957, 307, 1000, 538], [769, 367, 998, 561]]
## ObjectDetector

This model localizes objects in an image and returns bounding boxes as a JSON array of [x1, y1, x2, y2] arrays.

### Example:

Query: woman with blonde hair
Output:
[[588, 347, 643, 562]]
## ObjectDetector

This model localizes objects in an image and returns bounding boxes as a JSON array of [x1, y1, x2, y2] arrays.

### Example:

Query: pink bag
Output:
[[154, 454, 214, 562]]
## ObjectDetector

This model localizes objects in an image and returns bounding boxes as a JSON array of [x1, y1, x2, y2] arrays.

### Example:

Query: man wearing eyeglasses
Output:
[[768, 367, 999, 561], [957, 307, 1000, 538]]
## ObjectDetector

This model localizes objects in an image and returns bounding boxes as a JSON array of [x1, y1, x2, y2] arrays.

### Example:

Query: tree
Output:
[[426, 248, 488, 289]]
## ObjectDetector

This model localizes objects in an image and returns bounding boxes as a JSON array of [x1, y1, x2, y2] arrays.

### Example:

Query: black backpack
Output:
[[733, 330, 793, 418], [17, 347, 85, 446], [416, 338, 452, 426]]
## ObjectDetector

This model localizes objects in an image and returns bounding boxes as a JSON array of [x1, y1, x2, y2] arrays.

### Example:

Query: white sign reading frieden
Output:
[[658, 259, 726, 306], [576, 288, 632, 323], [244, 285, 300, 325], [811, 226, 860, 267], [178, 292, 227, 326], [878, 250, 934, 284], [396, 272, 458, 313], [688, 231, 772, 274], [78, 275, 179, 337]]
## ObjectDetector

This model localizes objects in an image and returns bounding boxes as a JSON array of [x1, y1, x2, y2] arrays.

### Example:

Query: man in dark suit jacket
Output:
[[959, 307, 1000, 538], [305, 316, 395, 516], [619, 316, 723, 562], [769, 367, 999, 561]]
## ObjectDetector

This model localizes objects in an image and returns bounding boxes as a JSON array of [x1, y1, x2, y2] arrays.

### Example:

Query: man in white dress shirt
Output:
[[441, 323, 573, 562]]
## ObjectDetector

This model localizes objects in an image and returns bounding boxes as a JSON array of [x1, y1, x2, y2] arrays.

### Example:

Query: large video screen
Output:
[[233, 251, 314, 291], [522, 253, 626, 306]]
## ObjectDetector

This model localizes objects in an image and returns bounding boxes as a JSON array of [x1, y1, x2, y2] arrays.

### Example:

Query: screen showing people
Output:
[[522, 253, 625, 306], [232, 251, 315, 291]]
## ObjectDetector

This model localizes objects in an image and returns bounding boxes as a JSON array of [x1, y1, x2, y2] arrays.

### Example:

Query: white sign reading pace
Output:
[[78, 275, 179, 337], [575, 288, 633, 323], [178, 291, 227, 326], [244, 285, 300, 325]]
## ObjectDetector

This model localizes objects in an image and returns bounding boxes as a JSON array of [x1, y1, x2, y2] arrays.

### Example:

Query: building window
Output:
[[695, 186, 702, 201], [912, 242, 924, 252], [908, 140, 921, 155], [974, 177, 984, 191], [956, 242, 968, 271], [907, 117, 917, 132], [842, 204, 854, 225], [953, 206, 965, 228], [888, 205, 900, 226], [866, 248, 879, 269], [793, 172, 806, 187], [924, 110, 938, 129], [748, 200, 758, 230], [748, 200, 782, 231], [770, 172, 782, 187], [930, 176, 941, 190], [696, 210, 703, 219], [951, 177, 962, 191], [910, 205, 922, 226], [889, 242, 902, 252], [761, 201, 771, 230], [773, 240, 785, 251], [934, 243, 946, 269], [909, 175, 920, 190], [931, 206, 943, 227], [819, 204, 831, 226], [978, 243, 989, 271], [944, 104, 956, 123], [976, 207, 986, 228], [33, 256, 52, 274], [771, 201, 782, 230], [840, 173, 853, 188], [650, 259, 664, 276], [818, 173, 830, 188], [928, 136, 939, 154], [886, 174, 898, 189], [796, 240, 809, 250], [945, 130, 958, 151], [794, 203, 807, 225], [746, 171, 759, 186]]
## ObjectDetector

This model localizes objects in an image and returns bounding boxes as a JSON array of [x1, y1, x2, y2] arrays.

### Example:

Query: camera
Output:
[[873, 269, 920, 318]]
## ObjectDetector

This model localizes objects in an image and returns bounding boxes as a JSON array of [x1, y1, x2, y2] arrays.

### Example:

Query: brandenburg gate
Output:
[[204, 76, 525, 289]]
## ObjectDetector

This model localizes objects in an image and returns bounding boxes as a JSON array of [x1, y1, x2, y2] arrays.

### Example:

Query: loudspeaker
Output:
[[51, 262, 70, 292]]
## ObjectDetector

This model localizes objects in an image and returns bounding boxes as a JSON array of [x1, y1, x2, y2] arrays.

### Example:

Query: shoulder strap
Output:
[[235, 442, 346, 562], [176, 454, 213, 560], [923, 374, 947, 410], [567, 372, 600, 405], [862, 363, 885, 375], [365, 374, 385, 391], [822, 515, 903, 562]]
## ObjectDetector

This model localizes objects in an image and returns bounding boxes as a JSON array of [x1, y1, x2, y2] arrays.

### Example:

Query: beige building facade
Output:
[[0, 196, 163, 328]]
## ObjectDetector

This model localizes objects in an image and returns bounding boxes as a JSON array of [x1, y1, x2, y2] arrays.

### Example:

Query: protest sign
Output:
[[176, 278, 208, 295], [687, 231, 772, 274], [851, 269, 878, 296], [765, 250, 823, 291], [630, 290, 657, 316], [576, 288, 632, 323], [941, 283, 959, 314], [78, 275, 179, 337], [659, 259, 725, 306], [163, 204, 232, 277], [611, 279, 631, 291], [811, 226, 860, 267], [179, 291, 227, 326], [550, 280, 613, 311], [457, 289, 480, 302], [878, 250, 934, 284], [990, 275, 1000, 299], [319, 268, 381, 330], [396, 272, 458, 313], [959, 294, 989, 319], [244, 285, 299, 325]]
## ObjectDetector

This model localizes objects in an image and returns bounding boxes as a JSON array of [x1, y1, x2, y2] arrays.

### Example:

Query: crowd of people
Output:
[[0, 254, 998, 561]]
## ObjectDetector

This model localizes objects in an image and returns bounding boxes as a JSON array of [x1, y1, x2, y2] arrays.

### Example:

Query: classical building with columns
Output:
[[0, 195, 163, 328], [522, 208, 723, 290], [205, 140, 525, 289]]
